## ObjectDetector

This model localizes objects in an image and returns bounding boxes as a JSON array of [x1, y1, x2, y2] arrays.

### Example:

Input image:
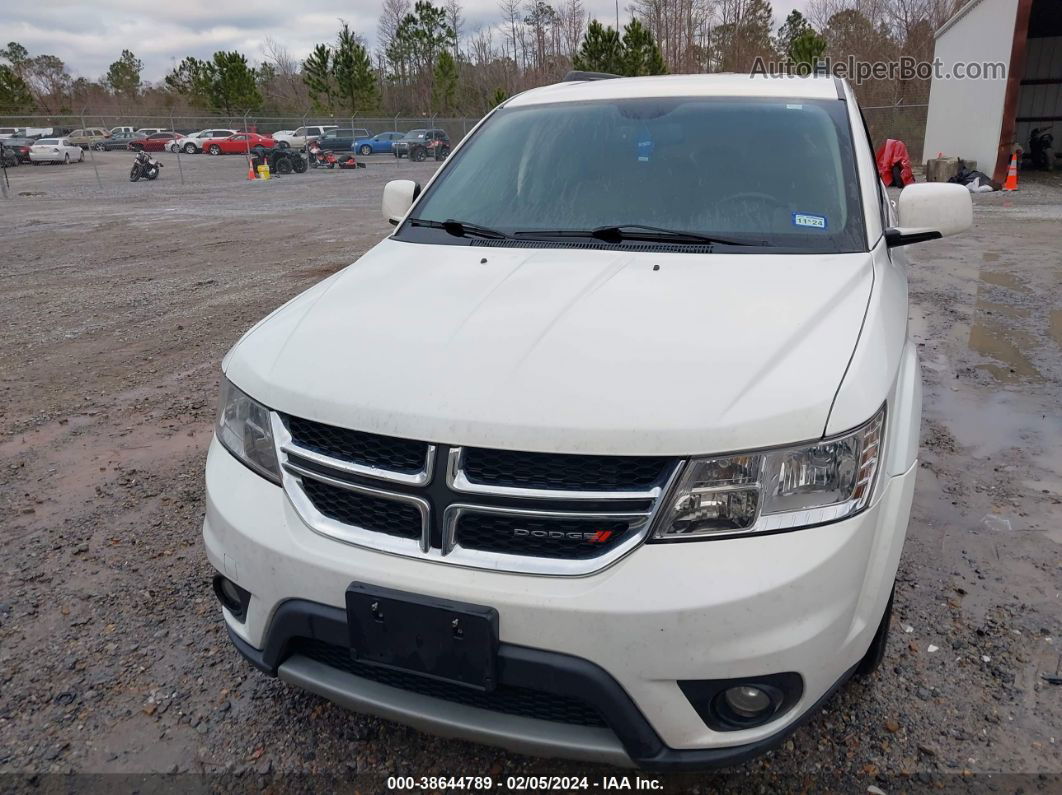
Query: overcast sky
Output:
[[5, 0, 805, 83]]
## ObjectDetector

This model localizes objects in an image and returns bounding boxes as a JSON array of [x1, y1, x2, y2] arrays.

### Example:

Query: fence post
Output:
[[243, 112, 251, 161], [171, 113, 185, 185], [82, 108, 103, 190]]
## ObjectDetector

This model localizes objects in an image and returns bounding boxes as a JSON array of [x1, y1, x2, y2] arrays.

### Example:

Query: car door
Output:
[[224, 134, 249, 154]]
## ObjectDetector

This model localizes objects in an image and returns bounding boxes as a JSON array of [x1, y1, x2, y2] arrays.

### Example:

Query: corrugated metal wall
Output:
[[1015, 36, 1062, 150]]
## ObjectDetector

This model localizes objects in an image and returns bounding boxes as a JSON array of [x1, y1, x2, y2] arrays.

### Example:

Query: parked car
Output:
[[29, 137, 84, 164], [67, 128, 111, 149], [205, 73, 974, 769], [129, 132, 181, 152], [18, 127, 53, 138], [135, 128, 168, 136], [171, 129, 239, 154], [392, 128, 450, 160], [204, 133, 275, 155], [109, 126, 135, 135], [273, 125, 337, 150], [0, 127, 17, 139], [1, 137, 37, 162], [94, 132, 144, 151], [270, 129, 295, 138], [353, 131, 404, 155], [312, 127, 371, 153]]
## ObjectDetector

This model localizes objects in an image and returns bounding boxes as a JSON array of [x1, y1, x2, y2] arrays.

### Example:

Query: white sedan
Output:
[[170, 128, 239, 154], [29, 138, 84, 164]]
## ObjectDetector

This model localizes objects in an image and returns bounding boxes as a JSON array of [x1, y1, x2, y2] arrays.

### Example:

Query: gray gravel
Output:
[[0, 154, 1060, 791]]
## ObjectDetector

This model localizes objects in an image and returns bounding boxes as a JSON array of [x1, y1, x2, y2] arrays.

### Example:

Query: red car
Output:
[[128, 132, 180, 152], [203, 133, 275, 155]]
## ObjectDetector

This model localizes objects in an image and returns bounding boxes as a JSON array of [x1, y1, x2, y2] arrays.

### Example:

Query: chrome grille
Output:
[[275, 413, 683, 575]]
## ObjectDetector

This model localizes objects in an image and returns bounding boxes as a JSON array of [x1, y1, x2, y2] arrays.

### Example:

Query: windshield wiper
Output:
[[407, 218, 510, 240], [515, 224, 763, 247], [590, 224, 762, 246]]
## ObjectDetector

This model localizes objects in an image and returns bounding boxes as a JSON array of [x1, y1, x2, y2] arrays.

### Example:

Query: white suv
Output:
[[171, 129, 238, 154], [273, 125, 337, 150], [204, 74, 972, 768]]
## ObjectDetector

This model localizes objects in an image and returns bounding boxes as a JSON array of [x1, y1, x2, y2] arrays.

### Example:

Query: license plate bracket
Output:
[[345, 583, 499, 691]]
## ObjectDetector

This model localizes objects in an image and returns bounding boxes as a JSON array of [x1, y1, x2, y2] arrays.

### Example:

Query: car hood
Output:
[[226, 239, 874, 456]]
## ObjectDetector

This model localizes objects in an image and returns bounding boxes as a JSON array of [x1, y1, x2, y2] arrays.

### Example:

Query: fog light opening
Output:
[[711, 682, 785, 729], [212, 574, 251, 621]]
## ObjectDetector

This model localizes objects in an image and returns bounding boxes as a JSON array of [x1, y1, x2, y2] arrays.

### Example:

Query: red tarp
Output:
[[876, 139, 915, 187]]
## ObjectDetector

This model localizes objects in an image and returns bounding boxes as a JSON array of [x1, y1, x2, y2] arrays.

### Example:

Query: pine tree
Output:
[[303, 44, 334, 114], [573, 20, 622, 74], [204, 51, 262, 115], [333, 23, 377, 116], [0, 63, 33, 112], [789, 30, 827, 70], [105, 49, 142, 99], [432, 50, 458, 113], [621, 19, 667, 76], [165, 56, 210, 107]]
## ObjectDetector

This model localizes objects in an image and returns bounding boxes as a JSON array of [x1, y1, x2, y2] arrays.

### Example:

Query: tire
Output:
[[183, 143, 197, 154], [326, 162, 335, 169], [309, 159, 318, 169], [78, 150, 84, 162], [275, 156, 293, 175], [359, 144, 372, 156], [209, 145, 221, 155], [146, 167, 158, 180], [277, 140, 289, 149], [129, 164, 141, 182], [291, 156, 307, 174], [93, 142, 105, 151], [64, 153, 70, 164], [856, 586, 894, 677], [411, 147, 426, 162], [434, 145, 450, 161]]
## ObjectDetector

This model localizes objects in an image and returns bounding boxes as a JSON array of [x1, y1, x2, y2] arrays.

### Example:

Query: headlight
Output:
[[216, 377, 281, 483], [654, 406, 885, 540]]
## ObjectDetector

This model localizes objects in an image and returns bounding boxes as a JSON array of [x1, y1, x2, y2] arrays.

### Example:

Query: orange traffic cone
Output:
[[246, 158, 256, 180], [1002, 152, 1019, 191]]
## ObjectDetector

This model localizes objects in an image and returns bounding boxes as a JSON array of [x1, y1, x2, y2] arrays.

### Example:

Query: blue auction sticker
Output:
[[792, 212, 828, 230]]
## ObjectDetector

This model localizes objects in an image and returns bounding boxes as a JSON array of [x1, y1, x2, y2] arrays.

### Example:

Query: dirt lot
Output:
[[1, 152, 1060, 791]]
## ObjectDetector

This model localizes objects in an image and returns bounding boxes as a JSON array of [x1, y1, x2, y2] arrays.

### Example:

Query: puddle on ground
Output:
[[930, 387, 1062, 478], [1051, 309, 1062, 348], [967, 289, 1043, 382], [978, 270, 1029, 292]]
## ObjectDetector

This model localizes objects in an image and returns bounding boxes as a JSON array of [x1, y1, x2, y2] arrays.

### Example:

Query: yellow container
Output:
[[257, 164, 270, 180]]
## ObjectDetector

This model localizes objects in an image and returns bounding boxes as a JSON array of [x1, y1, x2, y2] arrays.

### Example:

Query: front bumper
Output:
[[204, 436, 916, 765]]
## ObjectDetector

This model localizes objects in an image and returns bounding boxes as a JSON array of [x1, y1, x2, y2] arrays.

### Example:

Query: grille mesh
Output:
[[456, 514, 633, 559], [302, 478, 421, 540], [292, 638, 608, 727], [462, 448, 672, 492], [287, 416, 429, 474]]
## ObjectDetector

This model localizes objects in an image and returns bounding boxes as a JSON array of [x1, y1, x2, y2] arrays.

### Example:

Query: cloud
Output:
[[5, 0, 805, 82]]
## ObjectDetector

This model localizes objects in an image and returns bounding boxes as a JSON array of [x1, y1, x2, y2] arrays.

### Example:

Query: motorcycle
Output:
[[307, 141, 365, 170], [307, 141, 339, 169], [129, 150, 162, 182], [1028, 126, 1054, 171]]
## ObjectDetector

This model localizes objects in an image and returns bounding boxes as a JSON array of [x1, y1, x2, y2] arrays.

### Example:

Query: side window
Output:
[[294, 127, 305, 136]]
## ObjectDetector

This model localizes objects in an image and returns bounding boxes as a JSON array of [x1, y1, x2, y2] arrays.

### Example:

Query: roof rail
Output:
[[562, 71, 620, 82]]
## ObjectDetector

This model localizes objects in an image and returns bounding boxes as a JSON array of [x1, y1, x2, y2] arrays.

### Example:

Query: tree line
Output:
[[0, 0, 964, 118]]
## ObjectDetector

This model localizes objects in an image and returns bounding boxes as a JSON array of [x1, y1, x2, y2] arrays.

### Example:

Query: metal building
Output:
[[922, 0, 1062, 181]]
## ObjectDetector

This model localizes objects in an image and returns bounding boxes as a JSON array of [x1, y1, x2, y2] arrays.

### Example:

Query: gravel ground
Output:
[[1, 153, 1060, 792]]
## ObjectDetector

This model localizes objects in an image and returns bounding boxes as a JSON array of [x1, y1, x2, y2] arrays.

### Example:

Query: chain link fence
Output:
[[0, 113, 483, 138], [863, 104, 929, 166]]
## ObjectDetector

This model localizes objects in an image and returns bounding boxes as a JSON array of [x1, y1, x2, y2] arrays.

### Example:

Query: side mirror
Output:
[[886, 182, 972, 247], [382, 179, 420, 226]]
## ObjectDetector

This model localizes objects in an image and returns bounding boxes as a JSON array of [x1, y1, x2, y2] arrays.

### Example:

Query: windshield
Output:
[[404, 130, 427, 140], [400, 97, 865, 253]]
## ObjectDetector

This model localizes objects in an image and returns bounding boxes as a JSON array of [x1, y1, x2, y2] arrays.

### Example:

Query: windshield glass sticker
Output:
[[793, 212, 827, 230], [636, 124, 654, 162]]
